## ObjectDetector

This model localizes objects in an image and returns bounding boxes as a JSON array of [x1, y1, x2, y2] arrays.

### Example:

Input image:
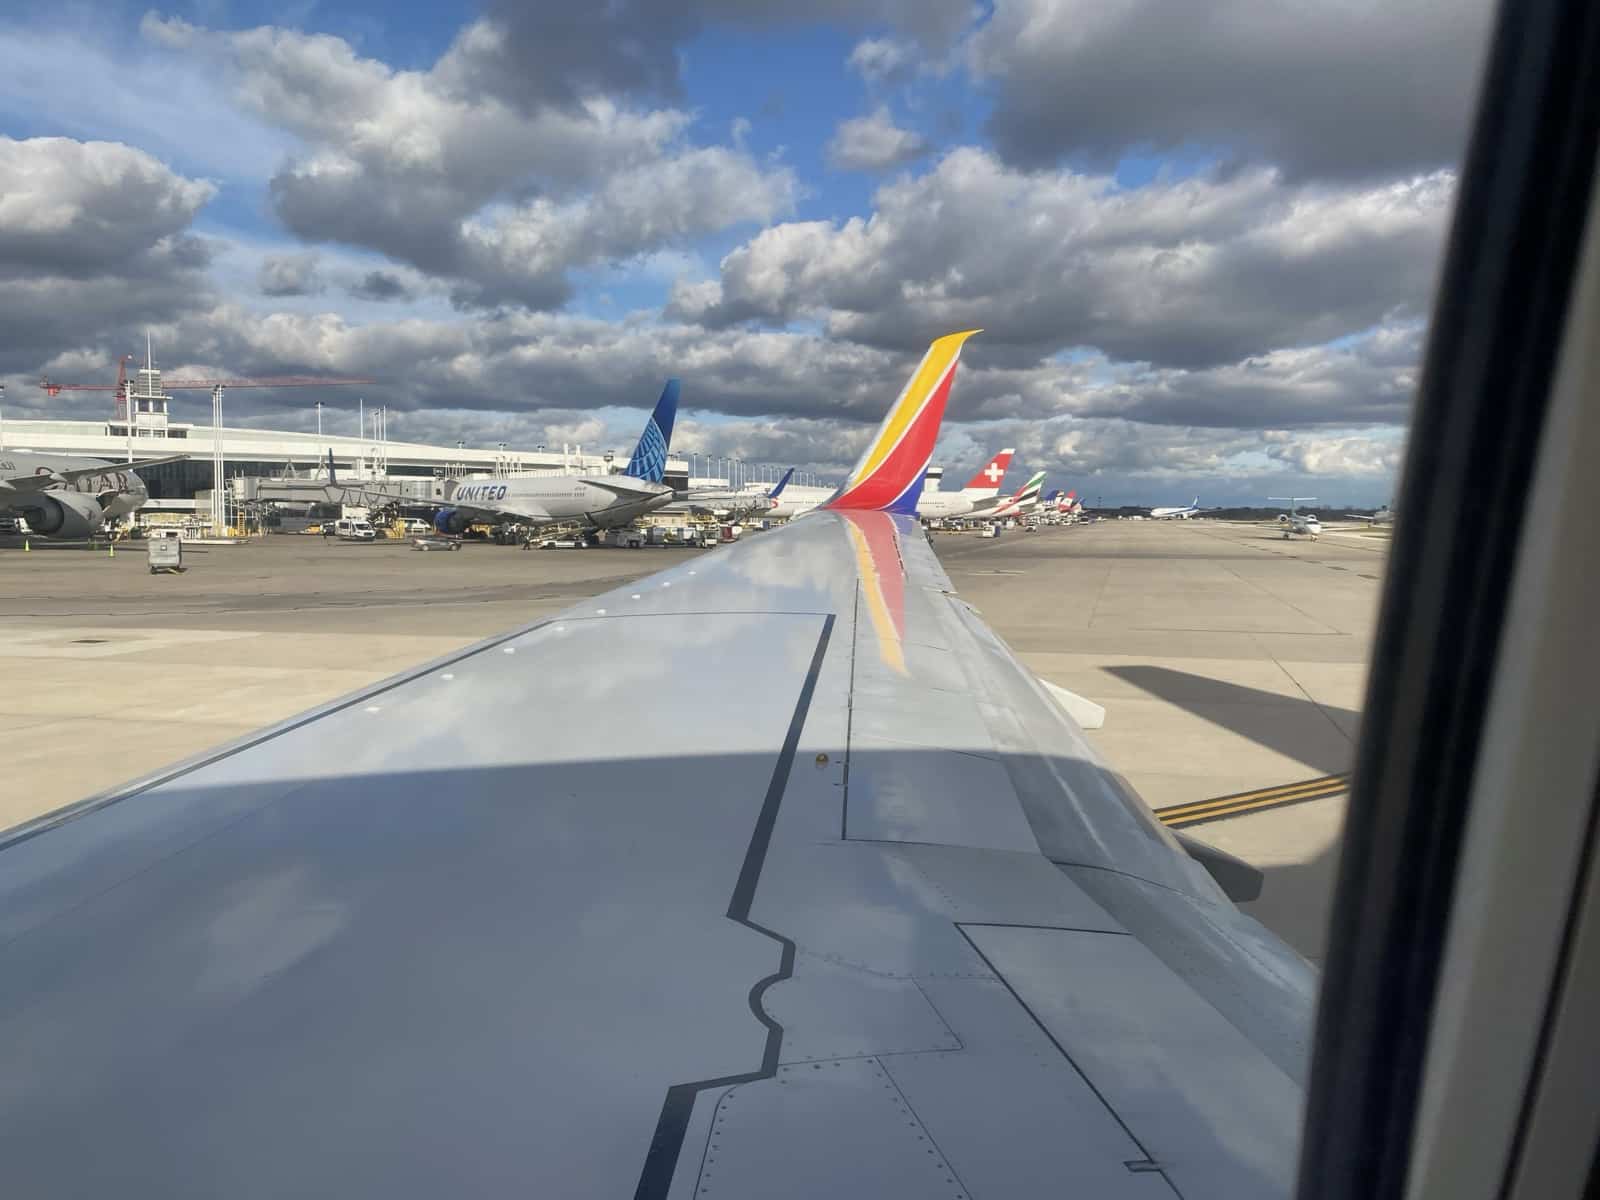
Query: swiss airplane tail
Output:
[[961, 448, 1014, 496], [622, 379, 681, 483], [825, 331, 981, 513]]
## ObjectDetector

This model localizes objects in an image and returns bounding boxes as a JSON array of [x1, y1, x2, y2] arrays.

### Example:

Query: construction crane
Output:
[[37, 339, 376, 536]]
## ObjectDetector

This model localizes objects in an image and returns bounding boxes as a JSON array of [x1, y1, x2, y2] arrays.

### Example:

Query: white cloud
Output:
[[847, 37, 918, 84], [826, 108, 930, 172], [143, 16, 795, 309], [687, 147, 1451, 376], [0, 136, 215, 275], [965, 0, 1491, 179]]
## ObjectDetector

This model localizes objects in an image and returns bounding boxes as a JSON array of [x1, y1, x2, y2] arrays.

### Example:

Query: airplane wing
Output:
[[1, 453, 188, 493], [0, 334, 1313, 1198]]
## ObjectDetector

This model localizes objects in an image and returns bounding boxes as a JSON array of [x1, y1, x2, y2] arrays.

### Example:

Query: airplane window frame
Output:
[[1298, 1, 1600, 1196]]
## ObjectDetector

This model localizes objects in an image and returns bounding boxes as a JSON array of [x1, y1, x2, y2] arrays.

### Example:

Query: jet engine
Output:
[[11, 490, 105, 538], [434, 509, 472, 535], [1277, 513, 1291, 525]]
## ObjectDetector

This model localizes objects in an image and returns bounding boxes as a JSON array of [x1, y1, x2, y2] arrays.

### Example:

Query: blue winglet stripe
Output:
[[624, 379, 680, 482], [882, 462, 930, 515]]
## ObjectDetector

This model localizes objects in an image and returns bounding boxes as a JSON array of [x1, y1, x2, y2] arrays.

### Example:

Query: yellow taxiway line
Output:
[[1157, 773, 1350, 827]]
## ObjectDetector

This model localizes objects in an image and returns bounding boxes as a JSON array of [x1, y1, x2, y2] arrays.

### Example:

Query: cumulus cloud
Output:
[[258, 251, 323, 296], [0, 136, 218, 377], [826, 108, 930, 172], [847, 37, 919, 85], [144, 16, 795, 309], [0, 136, 215, 278], [682, 147, 1452, 371], [966, 0, 1492, 180], [347, 270, 415, 302], [461, 0, 974, 110]]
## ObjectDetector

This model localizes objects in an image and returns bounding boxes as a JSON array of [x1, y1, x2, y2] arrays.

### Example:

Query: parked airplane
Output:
[[983, 469, 1047, 519], [1150, 496, 1201, 519], [680, 467, 794, 521], [0, 330, 1311, 1199], [328, 381, 680, 536], [0, 451, 184, 538], [1270, 496, 1322, 539], [915, 448, 1015, 519]]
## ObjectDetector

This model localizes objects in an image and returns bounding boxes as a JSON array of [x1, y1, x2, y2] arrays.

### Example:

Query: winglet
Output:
[[769, 466, 794, 499], [825, 330, 981, 513], [623, 379, 680, 482]]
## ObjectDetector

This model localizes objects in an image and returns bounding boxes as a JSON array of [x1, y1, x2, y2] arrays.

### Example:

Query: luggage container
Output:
[[147, 531, 185, 573]]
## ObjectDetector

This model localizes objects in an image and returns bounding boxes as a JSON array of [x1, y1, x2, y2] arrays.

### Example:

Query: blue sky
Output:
[[0, 0, 1489, 503]]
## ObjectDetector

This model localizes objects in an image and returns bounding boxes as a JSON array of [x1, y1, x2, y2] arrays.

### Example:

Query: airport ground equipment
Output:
[[145, 532, 184, 574]]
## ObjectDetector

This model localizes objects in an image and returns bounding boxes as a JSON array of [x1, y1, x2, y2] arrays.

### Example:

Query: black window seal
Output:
[[1297, 2, 1600, 1198]]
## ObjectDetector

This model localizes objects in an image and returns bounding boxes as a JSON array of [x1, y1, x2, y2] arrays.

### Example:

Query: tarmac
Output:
[[0, 519, 1389, 961]]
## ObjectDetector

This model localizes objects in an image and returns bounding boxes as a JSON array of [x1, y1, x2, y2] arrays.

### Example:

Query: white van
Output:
[[333, 518, 377, 541]]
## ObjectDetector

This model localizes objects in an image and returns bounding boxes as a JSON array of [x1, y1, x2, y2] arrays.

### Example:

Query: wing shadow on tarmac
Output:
[[1104, 665, 1359, 778], [1251, 844, 1340, 965]]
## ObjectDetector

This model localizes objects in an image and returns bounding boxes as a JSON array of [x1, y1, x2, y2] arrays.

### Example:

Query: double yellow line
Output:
[[1157, 773, 1349, 828]]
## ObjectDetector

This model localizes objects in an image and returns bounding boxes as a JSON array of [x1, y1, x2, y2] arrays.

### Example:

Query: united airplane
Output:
[[327, 380, 681, 536], [0, 330, 1311, 1198], [914, 447, 1015, 519], [0, 451, 184, 538]]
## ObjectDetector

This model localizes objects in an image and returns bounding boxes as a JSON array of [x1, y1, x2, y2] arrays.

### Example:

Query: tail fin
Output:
[[623, 379, 680, 482], [327, 449, 337, 485], [961, 447, 1014, 494], [825, 330, 981, 513], [768, 467, 794, 499], [1013, 471, 1045, 507]]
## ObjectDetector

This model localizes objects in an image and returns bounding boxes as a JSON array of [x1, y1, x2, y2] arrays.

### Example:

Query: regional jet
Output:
[[1271, 496, 1322, 539], [679, 466, 794, 521], [0, 331, 1311, 1197], [914, 447, 1015, 519], [0, 451, 184, 538]]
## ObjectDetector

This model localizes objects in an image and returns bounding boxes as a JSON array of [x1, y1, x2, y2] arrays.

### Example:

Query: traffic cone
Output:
[[23, 539, 30, 552]]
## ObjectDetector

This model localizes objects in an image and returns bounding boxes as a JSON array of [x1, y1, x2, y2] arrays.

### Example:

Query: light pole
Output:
[[315, 400, 322, 437]]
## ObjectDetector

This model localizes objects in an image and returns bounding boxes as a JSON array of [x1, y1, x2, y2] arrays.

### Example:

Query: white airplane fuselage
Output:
[[446, 475, 673, 529], [917, 490, 1005, 520], [1279, 514, 1323, 538]]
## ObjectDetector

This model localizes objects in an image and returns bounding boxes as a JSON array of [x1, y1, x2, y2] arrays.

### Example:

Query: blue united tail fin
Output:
[[623, 379, 680, 482], [769, 467, 794, 499]]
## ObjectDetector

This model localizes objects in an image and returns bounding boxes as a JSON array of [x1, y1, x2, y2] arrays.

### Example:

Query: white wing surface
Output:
[[0, 335, 1313, 1199]]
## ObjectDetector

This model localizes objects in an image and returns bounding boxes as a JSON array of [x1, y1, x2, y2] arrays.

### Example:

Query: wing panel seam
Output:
[[633, 614, 836, 1200]]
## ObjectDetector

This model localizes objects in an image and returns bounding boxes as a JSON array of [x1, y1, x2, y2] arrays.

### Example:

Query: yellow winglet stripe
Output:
[[850, 330, 982, 488]]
